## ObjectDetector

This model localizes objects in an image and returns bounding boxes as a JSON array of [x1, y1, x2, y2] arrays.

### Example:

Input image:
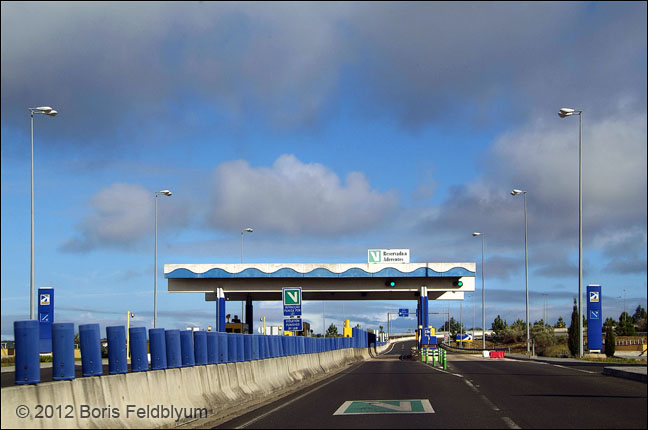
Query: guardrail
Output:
[[12, 320, 371, 385]]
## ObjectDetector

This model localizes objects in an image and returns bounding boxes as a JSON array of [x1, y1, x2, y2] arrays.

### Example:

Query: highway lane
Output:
[[446, 353, 647, 429], [216, 341, 647, 429], [217, 341, 510, 429]]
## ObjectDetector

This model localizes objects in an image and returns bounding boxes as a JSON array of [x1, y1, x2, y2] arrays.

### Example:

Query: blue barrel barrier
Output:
[[272, 336, 279, 358], [180, 330, 195, 367], [165, 330, 181, 369], [106, 326, 128, 375], [207, 332, 218, 364], [52, 323, 75, 381], [262, 336, 269, 359], [252, 335, 260, 360], [243, 334, 252, 361], [79, 324, 102, 377], [194, 331, 207, 365], [280, 336, 288, 358], [14, 320, 40, 385], [218, 332, 229, 363], [149, 328, 167, 370], [237, 334, 245, 362], [265, 335, 273, 358], [227, 333, 238, 362], [129, 327, 148, 372], [277, 336, 285, 357]]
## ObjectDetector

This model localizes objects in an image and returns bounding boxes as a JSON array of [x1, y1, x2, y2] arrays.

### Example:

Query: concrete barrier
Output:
[[1, 340, 388, 429]]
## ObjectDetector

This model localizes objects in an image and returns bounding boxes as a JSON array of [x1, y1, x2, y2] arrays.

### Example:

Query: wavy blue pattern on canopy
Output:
[[165, 266, 474, 279]]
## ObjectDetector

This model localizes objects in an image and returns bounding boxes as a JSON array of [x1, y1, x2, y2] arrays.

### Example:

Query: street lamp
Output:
[[154, 189, 172, 328], [558, 106, 584, 357], [240, 228, 253, 263], [472, 232, 486, 349], [126, 311, 135, 359], [511, 188, 530, 355], [240, 227, 253, 324], [28, 106, 58, 319]]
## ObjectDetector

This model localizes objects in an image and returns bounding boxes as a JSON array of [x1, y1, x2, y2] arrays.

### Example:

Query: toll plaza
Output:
[[165, 262, 475, 346]]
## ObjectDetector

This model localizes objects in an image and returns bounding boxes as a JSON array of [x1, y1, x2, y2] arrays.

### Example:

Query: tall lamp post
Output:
[[28, 106, 58, 319], [473, 232, 486, 349], [558, 107, 584, 357], [154, 190, 172, 328], [511, 189, 530, 354], [240, 228, 253, 323], [240, 228, 253, 263]]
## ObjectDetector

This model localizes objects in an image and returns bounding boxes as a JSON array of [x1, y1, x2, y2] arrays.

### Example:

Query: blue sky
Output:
[[1, 2, 646, 338]]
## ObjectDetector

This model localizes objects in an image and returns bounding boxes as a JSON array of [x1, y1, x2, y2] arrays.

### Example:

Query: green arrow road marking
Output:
[[333, 399, 434, 415]]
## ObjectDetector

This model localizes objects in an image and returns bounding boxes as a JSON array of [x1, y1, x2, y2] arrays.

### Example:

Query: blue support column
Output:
[[421, 289, 429, 329], [218, 297, 226, 332]]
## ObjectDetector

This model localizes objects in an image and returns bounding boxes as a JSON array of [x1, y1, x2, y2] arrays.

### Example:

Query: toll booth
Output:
[[225, 322, 249, 334]]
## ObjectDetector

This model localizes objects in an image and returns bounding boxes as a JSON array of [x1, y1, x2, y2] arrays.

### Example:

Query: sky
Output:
[[1, 2, 646, 339]]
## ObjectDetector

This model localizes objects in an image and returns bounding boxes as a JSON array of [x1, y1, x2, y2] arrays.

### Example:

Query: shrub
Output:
[[604, 326, 616, 358]]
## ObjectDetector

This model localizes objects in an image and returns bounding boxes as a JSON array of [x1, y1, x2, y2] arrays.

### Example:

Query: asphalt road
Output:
[[215, 341, 647, 429]]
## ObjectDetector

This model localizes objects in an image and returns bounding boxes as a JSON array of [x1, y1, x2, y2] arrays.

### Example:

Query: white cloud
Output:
[[207, 154, 399, 235]]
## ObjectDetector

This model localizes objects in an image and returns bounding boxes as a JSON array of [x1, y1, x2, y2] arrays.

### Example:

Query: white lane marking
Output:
[[236, 369, 350, 428], [502, 416, 522, 429], [480, 394, 500, 411], [552, 364, 595, 374], [463, 379, 479, 393], [464, 378, 499, 411]]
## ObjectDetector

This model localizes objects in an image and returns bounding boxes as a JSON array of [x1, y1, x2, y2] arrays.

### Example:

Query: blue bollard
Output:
[[237, 334, 245, 362], [299, 337, 305, 354], [79, 324, 102, 377], [281, 337, 289, 358], [271, 336, 279, 357], [227, 333, 238, 362], [165, 330, 181, 369], [14, 320, 40, 385], [218, 332, 228, 363], [252, 335, 260, 360], [180, 330, 195, 367], [106, 326, 127, 375], [207, 332, 218, 364], [243, 334, 252, 361], [129, 327, 148, 372], [261, 335, 268, 358], [266, 335, 273, 358], [149, 328, 167, 370], [194, 331, 207, 365], [277, 336, 285, 356], [52, 323, 75, 381]]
